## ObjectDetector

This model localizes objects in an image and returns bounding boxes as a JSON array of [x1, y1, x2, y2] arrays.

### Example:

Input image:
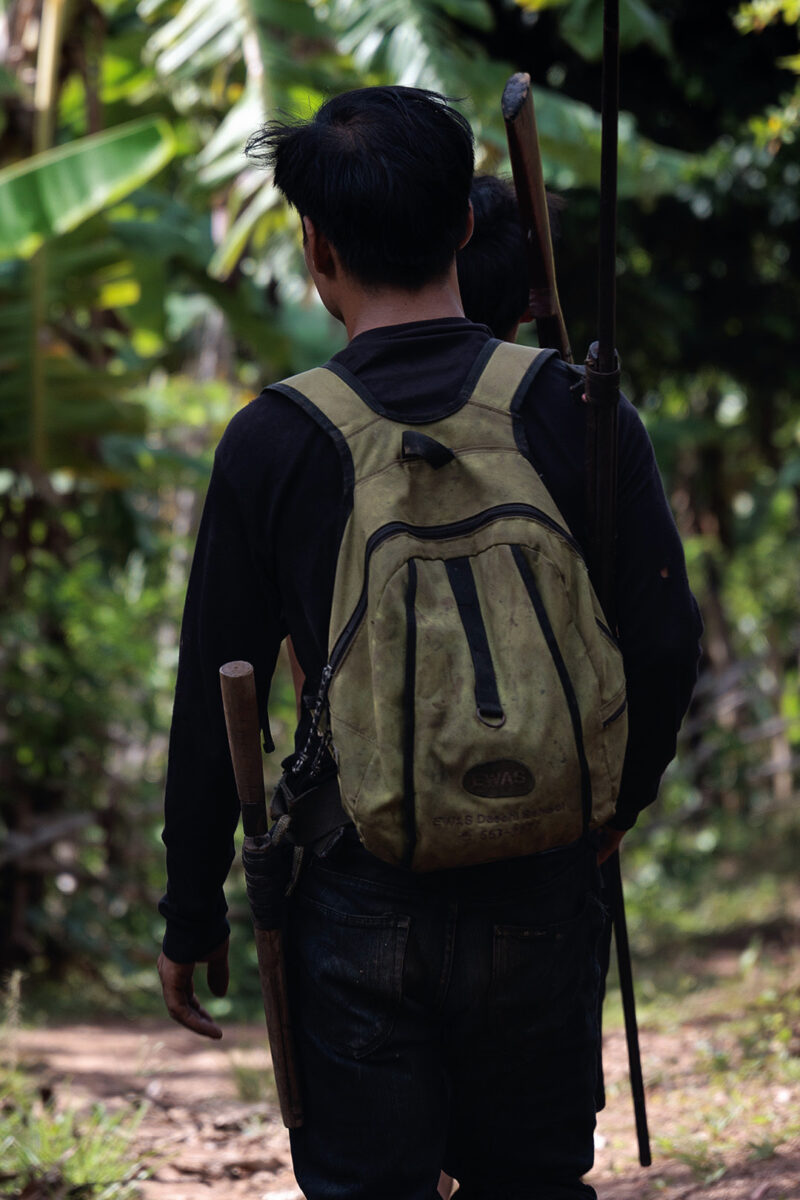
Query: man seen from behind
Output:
[[157, 87, 702, 1199]]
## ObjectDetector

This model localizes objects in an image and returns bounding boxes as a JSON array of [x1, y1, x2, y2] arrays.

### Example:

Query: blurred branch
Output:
[[0, 812, 95, 868]]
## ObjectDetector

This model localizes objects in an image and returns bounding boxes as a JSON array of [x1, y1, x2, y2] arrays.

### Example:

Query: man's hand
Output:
[[157, 937, 230, 1040], [596, 827, 625, 865]]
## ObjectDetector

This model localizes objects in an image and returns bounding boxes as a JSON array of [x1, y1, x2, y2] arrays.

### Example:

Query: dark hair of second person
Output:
[[245, 86, 474, 291], [457, 174, 562, 342]]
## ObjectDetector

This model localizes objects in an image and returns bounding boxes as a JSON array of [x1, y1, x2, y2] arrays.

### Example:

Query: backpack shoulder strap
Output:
[[272, 366, 379, 439], [270, 365, 391, 493], [465, 342, 557, 416], [411, 341, 556, 463]]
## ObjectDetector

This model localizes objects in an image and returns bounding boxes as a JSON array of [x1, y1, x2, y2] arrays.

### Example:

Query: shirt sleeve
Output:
[[158, 432, 284, 962], [610, 401, 703, 829]]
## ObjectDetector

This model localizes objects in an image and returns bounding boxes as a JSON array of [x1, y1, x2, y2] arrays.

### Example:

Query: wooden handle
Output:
[[254, 927, 304, 1127], [502, 72, 572, 363], [220, 661, 268, 838], [222, 663, 304, 1128]]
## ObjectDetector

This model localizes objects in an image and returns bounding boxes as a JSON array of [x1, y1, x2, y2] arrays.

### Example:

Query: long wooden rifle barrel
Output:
[[502, 72, 572, 362]]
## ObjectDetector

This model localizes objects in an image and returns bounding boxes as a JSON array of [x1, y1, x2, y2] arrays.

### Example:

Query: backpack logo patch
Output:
[[462, 760, 535, 798]]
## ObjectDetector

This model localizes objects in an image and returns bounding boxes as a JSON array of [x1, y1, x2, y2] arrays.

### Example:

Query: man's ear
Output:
[[457, 201, 474, 250], [302, 216, 337, 276]]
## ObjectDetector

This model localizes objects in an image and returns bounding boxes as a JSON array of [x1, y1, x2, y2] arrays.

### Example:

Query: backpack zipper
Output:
[[402, 560, 418, 865], [328, 503, 584, 676], [511, 544, 593, 831], [595, 616, 620, 647]]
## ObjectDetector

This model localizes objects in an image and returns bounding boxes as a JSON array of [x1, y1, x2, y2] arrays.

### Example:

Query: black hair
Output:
[[245, 86, 474, 290], [457, 175, 562, 340]]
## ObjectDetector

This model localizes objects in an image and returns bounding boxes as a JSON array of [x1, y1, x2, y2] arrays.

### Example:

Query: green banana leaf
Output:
[[0, 118, 176, 261], [512, 0, 670, 59], [0, 223, 149, 470], [532, 87, 695, 199]]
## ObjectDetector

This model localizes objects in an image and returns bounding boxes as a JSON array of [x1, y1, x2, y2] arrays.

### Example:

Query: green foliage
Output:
[[0, 119, 176, 261], [522, 0, 672, 61], [0, 494, 179, 982], [0, 1087, 146, 1199], [733, 4, 800, 150], [0, 227, 151, 472], [736, 1, 800, 34], [628, 950, 800, 1185], [0, 977, 147, 1196], [532, 86, 696, 196]]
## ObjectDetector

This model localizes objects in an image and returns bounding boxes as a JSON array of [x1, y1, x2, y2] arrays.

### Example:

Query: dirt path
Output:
[[13, 1015, 800, 1200]]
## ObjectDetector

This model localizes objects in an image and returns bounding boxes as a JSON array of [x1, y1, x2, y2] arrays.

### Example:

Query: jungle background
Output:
[[1, 0, 800, 1196]]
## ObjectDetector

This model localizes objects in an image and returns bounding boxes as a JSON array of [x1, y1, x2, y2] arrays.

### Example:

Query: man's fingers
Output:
[[168, 993, 223, 1040], [163, 979, 223, 1039], [187, 993, 224, 1038], [158, 951, 224, 1039]]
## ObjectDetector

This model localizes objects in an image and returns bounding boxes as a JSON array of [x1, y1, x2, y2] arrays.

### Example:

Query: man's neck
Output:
[[341, 267, 466, 341]]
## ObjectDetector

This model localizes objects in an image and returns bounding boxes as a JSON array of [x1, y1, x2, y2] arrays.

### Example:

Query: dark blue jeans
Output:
[[287, 831, 605, 1199]]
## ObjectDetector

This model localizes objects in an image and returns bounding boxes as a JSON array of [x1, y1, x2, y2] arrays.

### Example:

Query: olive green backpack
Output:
[[273, 340, 628, 871]]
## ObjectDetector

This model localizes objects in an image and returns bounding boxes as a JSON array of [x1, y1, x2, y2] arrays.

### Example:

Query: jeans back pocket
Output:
[[290, 893, 410, 1059], [490, 892, 606, 1044]]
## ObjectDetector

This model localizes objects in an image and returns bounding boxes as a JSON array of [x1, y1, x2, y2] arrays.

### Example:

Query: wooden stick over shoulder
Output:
[[502, 72, 572, 363]]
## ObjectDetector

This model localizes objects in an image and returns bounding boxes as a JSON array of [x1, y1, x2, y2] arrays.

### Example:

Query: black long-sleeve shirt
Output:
[[160, 318, 702, 962]]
